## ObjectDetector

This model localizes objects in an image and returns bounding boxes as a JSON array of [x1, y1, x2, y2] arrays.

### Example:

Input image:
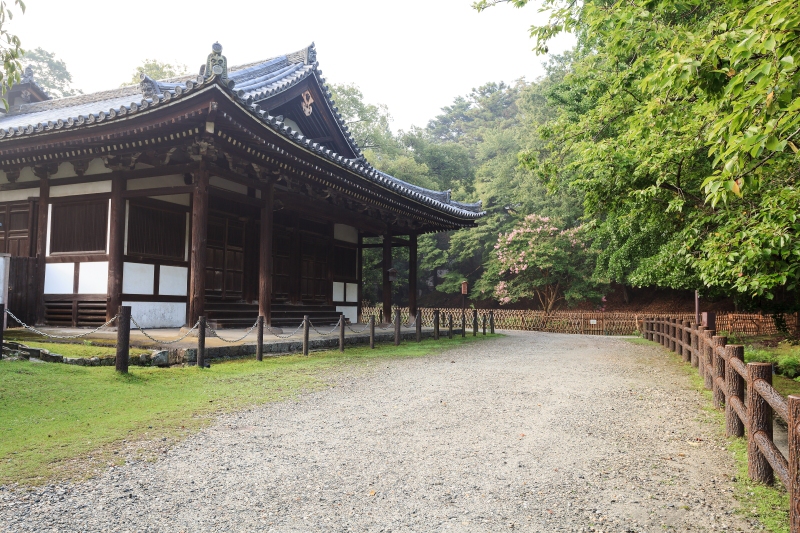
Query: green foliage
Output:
[[488, 214, 603, 312], [20, 47, 81, 98], [0, 0, 25, 107], [125, 59, 188, 85], [329, 83, 394, 152]]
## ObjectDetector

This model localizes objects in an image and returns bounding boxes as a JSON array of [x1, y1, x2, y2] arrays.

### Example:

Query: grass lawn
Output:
[[0, 335, 498, 486]]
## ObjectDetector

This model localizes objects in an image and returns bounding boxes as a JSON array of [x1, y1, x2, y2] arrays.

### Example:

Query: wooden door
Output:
[[0, 201, 34, 257], [205, 215, 245, 300], [300, 234, 329, 304]]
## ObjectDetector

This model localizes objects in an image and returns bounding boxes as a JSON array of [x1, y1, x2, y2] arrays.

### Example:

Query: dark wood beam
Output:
[[259, 183, 274, 324], [35, 178, 48, 325], [207, 163, 268, 192], [275, 190, 388, 234], [409, 233, 418, 318], [106, 175, 125, 321], [123, 185, 195, 198], [189, 166, 209, 326]]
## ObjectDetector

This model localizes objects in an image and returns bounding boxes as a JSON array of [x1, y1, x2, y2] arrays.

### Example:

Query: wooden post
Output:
[[115, 305, 131, 373], [787, 395, 800, 532], [394, 308, 401, 346], [472, 309, 478, 337], [259, 182, 274, 325], [448, 314, 453, 339], [670, 318, 677, 351], [683, 321, 692, 362], [339, 315, 345, 352], [433, 310, 440, 340], [189, 168, 209, 326], [712, 336, 727, 409], [461, 312, 466, 338], [256, 316, 264, 361], [725, 345, 745, 438], [369, 315, 375, 349], [748, 362, 774, 484], [482, 314, 487, 336], [382, 235, 392, 325], [490, 311, 495, 334], [415, 309, 421, 343], [35, 178, 49, 325], [302, 315, 309, 356], [0, 303, 5, 351], [408, 233, 417, 319], [197, 315, 206, 368], [106, 175, 125, 322], [702, 329, 715, 390], [694, 325, 705, 368]]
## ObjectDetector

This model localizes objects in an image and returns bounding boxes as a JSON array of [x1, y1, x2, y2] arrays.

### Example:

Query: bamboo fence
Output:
[[359, 307, 799, 337]]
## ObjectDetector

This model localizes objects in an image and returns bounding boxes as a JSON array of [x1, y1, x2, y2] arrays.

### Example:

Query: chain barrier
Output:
[[207, 319, 260, 343], [266, 321, 305, 339], [308, 316, 342, 336], [131, 317, 201, 345], [4, 309, 118, 339], [347, 322, 371, 334]]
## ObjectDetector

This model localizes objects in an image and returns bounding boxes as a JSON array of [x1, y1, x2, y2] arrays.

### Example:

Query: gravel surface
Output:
[[1, 332, 759, 532]]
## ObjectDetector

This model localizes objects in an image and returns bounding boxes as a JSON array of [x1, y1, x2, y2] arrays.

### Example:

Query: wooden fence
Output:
[[644, 317, 800, 532], [360, 307, 798, 337]]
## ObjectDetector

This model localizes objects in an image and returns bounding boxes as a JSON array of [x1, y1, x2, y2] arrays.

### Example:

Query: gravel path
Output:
[[1, 332, 758, 532]]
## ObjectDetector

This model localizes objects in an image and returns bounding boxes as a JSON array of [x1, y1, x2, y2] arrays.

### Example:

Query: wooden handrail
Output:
[[642, 316, 800, 532]]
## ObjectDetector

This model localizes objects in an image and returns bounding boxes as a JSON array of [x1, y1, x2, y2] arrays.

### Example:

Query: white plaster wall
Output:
[[210, 176, 248, 195], [50, 161, 78, 180], [332, 282, 344, 302], [122, 262, 154, 294], [334, 224, 358, 243], [150, 194, 190, 206], [123, 301, 186, 328], [345, 283, 359, 303], [51, 180, 112, 197], [85, 158, 111, 176], [159, 266, 188, 296], [78, 261, 108, 294], [17, 167, 37, 183], [336, 306, 358, 324], [126, 174, 185, 190], [44, 263, 74, 294], [0, 189, 37, 203]]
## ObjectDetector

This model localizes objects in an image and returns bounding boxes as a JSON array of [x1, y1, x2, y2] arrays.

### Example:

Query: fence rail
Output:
[[360, 307, 798, 337], [643, 316, 800, 532]]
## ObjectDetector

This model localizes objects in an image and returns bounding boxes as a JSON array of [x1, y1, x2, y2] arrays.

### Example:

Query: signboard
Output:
[[461, 281, 468, 295], [589, 319, 597, 325]]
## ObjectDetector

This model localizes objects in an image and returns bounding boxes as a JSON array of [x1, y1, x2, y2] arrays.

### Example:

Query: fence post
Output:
[[256, 315, 264, 362], [197, 315, 206, 368], [725, 345, 745, 438], [712, 335, 727, 409], [702, 329, 715, 390], [692, 324, 703, 368], [339, 316, 345, 352], [683, 321, 692, 362], [115, 305, 130, 373], [748, 362, 774, 485], [448, 314, 453, 339], [394, 308, 401, 346], [787, 395, 800, 532], [433, 310, 440, 340], [482, 314, 487, 336], [676, 319, 683, 357], [302, 315, 309, 356], [415, 310, 422, 343], [489, 311, 495, 334], [669, 318, 675, 351], [369, 315, 375, 349]]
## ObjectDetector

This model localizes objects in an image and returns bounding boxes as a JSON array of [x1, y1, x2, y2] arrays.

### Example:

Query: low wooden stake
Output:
[[712, 335, 727, 409], [302, 315, 309, 356], [433, 310, 440, 340], [787, 395, 800, 532], [489, 311, 495, 334], [725, 345, 745, 438], [394, 309, 401, 346], [256, 315, 264, 362], [115, 305, 131, 373], [197, 315, 206, 368], [339, 316, 345, 353], [415, 310, 422, 343], [448, 314, 453, 339], [369, 315, 375, 349]]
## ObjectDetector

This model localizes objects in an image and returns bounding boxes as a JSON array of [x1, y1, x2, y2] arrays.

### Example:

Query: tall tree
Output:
[[126, 59, 188, 85], [0, 0, 26, 105], [20, 47, 81, 98]]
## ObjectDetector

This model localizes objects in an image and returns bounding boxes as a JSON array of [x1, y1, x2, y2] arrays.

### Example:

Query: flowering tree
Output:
[[491, 214, 603, 313]]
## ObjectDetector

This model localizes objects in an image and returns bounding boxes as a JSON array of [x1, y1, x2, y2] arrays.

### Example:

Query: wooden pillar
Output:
[[259, 183, 274, 325], [357, 233, 363, 322], [382, 234, 392, 324], [748, 362, 774, 484], [712, 335, 727, 409], [34, 178, 49, 325], [787, 395, 800, 532], [189, 167, 209, 326], [725, 345, 745, 438], [408, 233, 418, 318], [106, 175, 125, 321]]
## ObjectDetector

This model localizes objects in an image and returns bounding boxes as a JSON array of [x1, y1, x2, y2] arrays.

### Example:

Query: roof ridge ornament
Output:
[[205, 42, 230, 86], [139, 73, 160, 99], [305, 42, 317, 65]]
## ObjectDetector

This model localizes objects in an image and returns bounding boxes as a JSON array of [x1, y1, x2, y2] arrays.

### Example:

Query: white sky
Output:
[[9, 0, 574, 131]]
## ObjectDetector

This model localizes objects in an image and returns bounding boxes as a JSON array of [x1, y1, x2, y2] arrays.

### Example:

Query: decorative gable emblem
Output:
[[205, 42, 229, 85], [302, 90, 314, 116]]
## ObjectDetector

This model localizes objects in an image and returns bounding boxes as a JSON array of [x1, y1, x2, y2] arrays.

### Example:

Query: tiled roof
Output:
[[0, 43, 484, 221]]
